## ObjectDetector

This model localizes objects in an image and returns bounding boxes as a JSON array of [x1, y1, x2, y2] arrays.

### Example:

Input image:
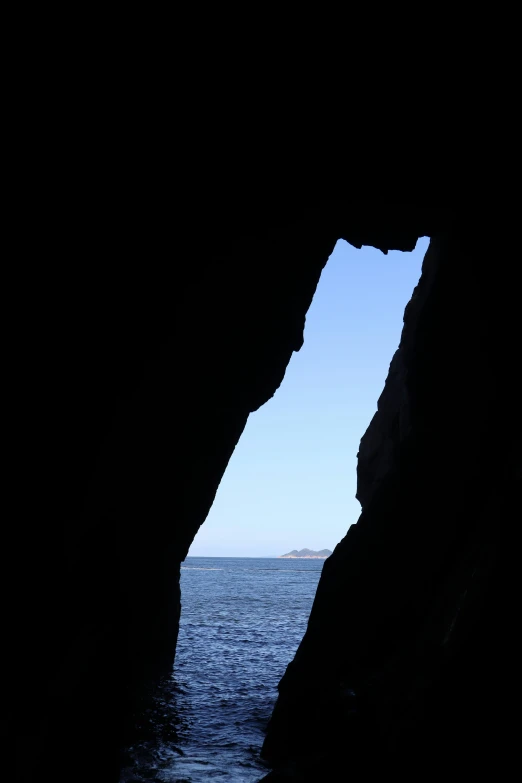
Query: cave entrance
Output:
[[189, 237, 428, 558], [122, 237, 428, 782]]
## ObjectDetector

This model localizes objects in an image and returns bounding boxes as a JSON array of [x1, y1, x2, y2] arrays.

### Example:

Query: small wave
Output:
[[181, 567, 224, 570], [239, 567, 321, 573]]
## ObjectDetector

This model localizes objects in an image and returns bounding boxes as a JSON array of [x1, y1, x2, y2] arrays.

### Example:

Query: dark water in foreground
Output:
[[120, 556, 324, 782]]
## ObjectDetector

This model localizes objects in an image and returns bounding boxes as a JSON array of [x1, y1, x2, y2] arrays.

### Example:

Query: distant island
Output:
[[279, 548, 332, 559]]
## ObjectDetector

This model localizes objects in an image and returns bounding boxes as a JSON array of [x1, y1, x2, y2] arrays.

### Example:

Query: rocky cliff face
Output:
[[16, 199, 517, 782], [261, 222, 521, 779]]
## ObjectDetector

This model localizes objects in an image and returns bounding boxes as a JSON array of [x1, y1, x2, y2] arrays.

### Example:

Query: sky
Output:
[[188, 237, 429, 557]]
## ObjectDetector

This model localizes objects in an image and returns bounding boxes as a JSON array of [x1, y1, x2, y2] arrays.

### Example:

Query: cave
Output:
[[14, 200, 520, 782]]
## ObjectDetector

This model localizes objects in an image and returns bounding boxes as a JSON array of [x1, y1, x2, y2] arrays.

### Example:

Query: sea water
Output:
[[120, 556, 324, 782]]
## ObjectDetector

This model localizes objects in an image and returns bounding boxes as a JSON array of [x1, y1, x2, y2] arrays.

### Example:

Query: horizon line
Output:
[[184, 554, 331, 559]]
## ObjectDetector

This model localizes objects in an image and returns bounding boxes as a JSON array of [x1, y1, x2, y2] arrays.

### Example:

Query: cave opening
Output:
[[120, 237, 429, 782]]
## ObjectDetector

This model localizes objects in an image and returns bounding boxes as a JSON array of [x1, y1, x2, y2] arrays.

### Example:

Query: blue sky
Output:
[[188, 237, 429, 557]]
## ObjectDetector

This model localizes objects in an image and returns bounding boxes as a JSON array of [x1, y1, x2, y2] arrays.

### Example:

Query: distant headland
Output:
[[279, 548, 332, 559]]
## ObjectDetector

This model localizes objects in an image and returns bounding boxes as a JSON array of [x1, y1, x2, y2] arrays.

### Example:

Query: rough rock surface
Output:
[[261, 222, 521, 779], [19, 198, 514, 783]]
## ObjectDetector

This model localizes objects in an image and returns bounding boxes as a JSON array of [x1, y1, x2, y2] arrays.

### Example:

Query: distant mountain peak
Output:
[[279, 548, 332, 559]]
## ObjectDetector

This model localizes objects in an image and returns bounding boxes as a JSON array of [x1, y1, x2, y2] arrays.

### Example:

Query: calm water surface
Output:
[[120, 556, 324, 782]]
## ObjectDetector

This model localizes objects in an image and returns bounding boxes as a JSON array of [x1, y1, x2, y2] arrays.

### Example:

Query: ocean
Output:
[[119, 556, 325, 782]]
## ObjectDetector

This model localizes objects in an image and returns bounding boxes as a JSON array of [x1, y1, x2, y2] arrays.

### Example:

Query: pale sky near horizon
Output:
[[187, 237, 429, 558]]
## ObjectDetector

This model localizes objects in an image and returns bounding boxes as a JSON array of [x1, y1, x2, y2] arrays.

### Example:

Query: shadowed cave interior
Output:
[[15, 201, 521, 782]]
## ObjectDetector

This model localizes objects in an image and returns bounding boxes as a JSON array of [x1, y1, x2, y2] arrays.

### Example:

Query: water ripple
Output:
[[120, 557, 324, 782]]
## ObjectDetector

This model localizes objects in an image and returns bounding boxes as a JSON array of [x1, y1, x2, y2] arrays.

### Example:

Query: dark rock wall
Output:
[[262, 221, 521, 778], [14, 201, 455, 782]]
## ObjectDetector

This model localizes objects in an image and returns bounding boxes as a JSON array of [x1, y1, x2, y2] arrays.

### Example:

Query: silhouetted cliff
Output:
[[14, 199, 520, 782]]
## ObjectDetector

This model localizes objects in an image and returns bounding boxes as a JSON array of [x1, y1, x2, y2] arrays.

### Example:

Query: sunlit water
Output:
[[120, 556, 324, 782]]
